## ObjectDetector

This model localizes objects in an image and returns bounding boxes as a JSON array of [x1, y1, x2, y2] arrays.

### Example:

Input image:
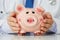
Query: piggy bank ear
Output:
[[35, 7, 45, 14], [16, 5, 25, 13]]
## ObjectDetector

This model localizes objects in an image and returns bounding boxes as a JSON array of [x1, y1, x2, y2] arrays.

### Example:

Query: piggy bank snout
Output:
[[27, 18, 34, 23], [24, 16, 38, 27]]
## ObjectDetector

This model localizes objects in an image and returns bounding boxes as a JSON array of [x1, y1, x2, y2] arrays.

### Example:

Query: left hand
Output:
[[35, 12, 54, 36]]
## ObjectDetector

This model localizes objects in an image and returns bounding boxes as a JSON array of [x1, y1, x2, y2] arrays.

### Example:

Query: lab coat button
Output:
[[0, 11, 3, 14], [49, 0, 56, 5]]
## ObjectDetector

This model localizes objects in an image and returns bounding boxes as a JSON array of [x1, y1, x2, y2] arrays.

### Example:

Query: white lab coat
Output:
[[0, 0, 60, 34]]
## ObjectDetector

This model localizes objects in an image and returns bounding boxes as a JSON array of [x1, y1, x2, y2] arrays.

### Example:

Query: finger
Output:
[[8, 22, 19, 27], [40, 24, 52, 34], [43, 12, 52, 19], [44, 24, 52, 29], [34, 32, 41, 36], [7, 17, 17, 23], [40, 31, 45, 34], [40, 23, 52, 32], [40, 26, 47, 32], [10, 27, 20, 32], [40, 22, 45, 27], [43, 19, 53, 25]]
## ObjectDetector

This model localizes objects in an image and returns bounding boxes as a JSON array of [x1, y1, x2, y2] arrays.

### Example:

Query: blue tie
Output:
[[25, 0, 34, 8]]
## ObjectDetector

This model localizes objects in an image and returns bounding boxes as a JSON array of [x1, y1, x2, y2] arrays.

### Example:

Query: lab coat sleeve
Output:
[[53, 18, 60, 34], [48, 21, 57, 33], [0, 19, 14, 33], [48, 18, 60, 34]]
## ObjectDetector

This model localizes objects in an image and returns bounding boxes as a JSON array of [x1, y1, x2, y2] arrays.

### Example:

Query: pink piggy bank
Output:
[[16, 5, 44, 34]]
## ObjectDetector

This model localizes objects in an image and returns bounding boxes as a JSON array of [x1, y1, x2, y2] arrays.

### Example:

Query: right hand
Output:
[[7, 12, 20, 33]]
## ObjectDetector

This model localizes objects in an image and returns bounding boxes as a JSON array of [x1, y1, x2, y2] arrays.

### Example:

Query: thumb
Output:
[[43, 12, 52, 19], [10, 12, 16, 18]]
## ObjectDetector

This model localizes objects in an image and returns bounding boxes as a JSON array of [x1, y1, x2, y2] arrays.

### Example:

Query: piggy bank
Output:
[[16, 5, 44, 34]]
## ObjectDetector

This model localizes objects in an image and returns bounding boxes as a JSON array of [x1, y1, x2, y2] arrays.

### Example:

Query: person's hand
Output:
[[35, 12, 54, 36], [7, 12, 20, 33]]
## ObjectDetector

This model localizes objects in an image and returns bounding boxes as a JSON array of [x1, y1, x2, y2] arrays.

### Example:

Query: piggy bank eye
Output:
[[32, 11, 35, 14], [26, 12, 29, 14]]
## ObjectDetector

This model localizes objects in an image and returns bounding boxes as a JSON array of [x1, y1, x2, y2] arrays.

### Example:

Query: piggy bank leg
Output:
[[34, 30, 41, 36]]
